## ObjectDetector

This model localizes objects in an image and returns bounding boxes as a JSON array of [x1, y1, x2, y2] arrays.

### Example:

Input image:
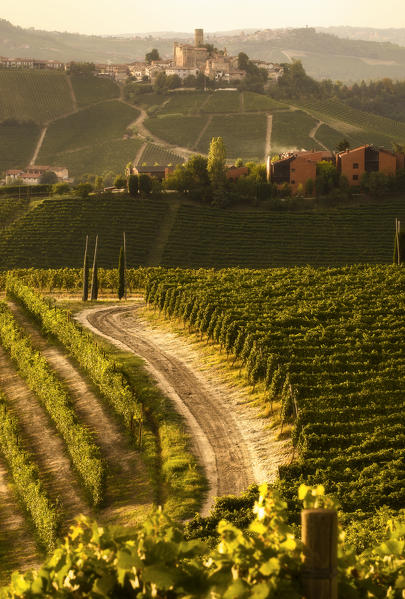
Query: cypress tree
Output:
[[90, 235, 99, 300], [118, 246, 125, 300], [82, 235, 89, 302]]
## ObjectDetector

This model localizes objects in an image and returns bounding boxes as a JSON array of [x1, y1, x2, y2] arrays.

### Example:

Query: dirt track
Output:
[[77, 301, 291, 515]]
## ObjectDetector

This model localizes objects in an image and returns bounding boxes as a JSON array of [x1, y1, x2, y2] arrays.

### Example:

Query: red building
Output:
[[336, 145, 397, 184], [270, 150, 334, 192]]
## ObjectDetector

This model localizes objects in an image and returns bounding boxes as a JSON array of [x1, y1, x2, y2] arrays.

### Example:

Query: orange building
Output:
[[336, 145, 397, 184], [270, 150, 334, 192]]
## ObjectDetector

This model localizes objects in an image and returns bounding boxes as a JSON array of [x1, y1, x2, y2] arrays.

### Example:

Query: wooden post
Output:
[[301, 509, 338, 599], [397, 220, 401, 266]]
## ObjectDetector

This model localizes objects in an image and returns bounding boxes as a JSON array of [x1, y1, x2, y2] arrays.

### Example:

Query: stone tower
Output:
[[194, 28, 204, 47]]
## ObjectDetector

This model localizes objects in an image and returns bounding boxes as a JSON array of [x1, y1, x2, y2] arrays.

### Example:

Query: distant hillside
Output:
[[2, 20, 405, 81], [316, 27, 405, 47], [0, 195, 403, 269]]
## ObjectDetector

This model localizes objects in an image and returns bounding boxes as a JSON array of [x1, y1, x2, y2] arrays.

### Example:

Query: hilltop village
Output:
[[0, 29, 283, 83]]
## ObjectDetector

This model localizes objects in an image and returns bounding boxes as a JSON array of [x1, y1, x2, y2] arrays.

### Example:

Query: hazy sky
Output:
[[2, 0, 405, 35]]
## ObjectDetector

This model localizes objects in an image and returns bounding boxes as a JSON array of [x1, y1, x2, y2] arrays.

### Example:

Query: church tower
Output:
[[194, 28, 204, 47]]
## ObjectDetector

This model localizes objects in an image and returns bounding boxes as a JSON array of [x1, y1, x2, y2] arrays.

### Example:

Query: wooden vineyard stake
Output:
[[90, 235, 99, 300], [123, 231, 127, 300], [301, 509, 338, 599]]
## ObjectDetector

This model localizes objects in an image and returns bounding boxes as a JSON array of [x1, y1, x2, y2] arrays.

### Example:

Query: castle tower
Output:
[[194, 28, 204, 47]]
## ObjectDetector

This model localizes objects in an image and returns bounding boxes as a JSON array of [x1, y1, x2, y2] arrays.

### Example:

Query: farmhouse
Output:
[[270, 150, 334, 192], [5, 165, 69, 185], [336, 145, 397, 184], [132, 165, 174, 181]]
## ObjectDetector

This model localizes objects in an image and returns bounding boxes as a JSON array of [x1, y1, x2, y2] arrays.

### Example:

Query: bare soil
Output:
[[77, 300, 291, 515]]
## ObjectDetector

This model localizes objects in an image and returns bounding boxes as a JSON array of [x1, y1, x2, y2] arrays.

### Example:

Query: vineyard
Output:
[[0, 198, 30, 230], [137, 143, 184, 167], [0, 276, 204, 580], [0, 196, 169, 269], [37, 101, 140, 158], [271, 110, 322, 152], [1, 195, 405, 269], [0, 71, 73, 124], [0, 121, 40, 172], [195, 113, 267, 158], [70, 74, 119, 106], [144, 265, 405, 520]]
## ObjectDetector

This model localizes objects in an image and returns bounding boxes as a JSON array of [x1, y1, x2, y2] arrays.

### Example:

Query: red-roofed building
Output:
[[336, 145, 397, 184], [270, 150, 334, 192]]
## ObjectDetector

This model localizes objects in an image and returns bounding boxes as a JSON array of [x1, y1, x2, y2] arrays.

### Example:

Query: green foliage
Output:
[[138, 174, 153, 196], [0, 301, 104, 505], [75, 182, 93, 198], [145, 48, 160, 64], [114, 175, 127, 189], [128, 174, 138, 196], [207, 137, 227, 204], [52, 182, 70, 195], [2, 485, 404, 598], [0, 390, 59, 550], [39, 170, 58, 185]]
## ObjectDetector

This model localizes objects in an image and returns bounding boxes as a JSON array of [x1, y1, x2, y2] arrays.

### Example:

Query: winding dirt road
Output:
[[77, 301, 291, 515]]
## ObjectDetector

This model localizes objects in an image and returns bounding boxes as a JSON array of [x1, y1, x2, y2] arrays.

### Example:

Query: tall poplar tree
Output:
[[82, 235, 89, 302], [90, 235, 99, 301], [207, 137, 227, 204], [118, 246, 125, 300]]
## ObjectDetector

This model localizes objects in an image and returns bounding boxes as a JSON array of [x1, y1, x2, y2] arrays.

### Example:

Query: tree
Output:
[[75, 183, 93, 198], [118, 246, 125, 300], [114, 175, 126, 189], [305, 178, 314, 196], [315, 161, 338, 196], [145, 48, 160, 64], [52, 182, 70, 195], [39, 171, 58, 185], [336, 138, 351, 152], [128, 174, 139, 196], [207, 137, 227, 204], [82, 235, 89, 302], [68, 61, 96, 77], [95, 176, 104, 191], [167, 74, 182, 89], [153, 72, 168, 94], [90, 235, 99, 301], [139, 174, 153, 196]]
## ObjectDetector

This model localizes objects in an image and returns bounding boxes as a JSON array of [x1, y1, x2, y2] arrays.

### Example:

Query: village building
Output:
[[5, 165, 69, 185], [132, 165, 175, 181], [336, 145, 397, 184], [269, 150, 334, 192]]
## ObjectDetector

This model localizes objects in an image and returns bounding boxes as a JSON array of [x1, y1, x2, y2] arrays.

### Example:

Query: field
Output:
[[0, 121, 40, 171], [70, 74, 119, 106], [296, 99, 405, 147], [1, 194, 404, 269], [158, 92, 209, 115], [0, 196, 169, 269], [137, 143, 184, 166], [38, 101, 139, 159], [45, 138, 144, 178], [201, 91, 241, 113], [146, 265, 405, 519], [145, 115, 205, 149], [196, 114, 267, 158], [0, 71, 73, 123], [243, 91, 288, 112], [0, 198, 30, 229], [271, 110, 321, 152]]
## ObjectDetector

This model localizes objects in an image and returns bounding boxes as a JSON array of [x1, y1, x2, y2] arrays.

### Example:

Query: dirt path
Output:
[[193, 115, 212, 151], [309, 120, 328, 150], [0, 457, 39, 582], [8, 302, 154, 526], [77, 302, 291, 515], [265, 114, 273, 159], [0, 345, 89, 528], [134, 142, 147, 166], [29, 126, 48, 166], [66, 75, 78, 112]]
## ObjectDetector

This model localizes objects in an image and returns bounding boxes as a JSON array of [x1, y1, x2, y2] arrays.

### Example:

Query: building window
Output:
[[353, 175, 359, 181], [353, 163, 359, 169], [291, 180, 295, 184], [291, 168, 296, 172]]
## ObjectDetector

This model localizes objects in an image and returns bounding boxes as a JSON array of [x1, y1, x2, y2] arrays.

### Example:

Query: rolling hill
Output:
[[0, 194, 403, 270], [3, 19, 405, 81]]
